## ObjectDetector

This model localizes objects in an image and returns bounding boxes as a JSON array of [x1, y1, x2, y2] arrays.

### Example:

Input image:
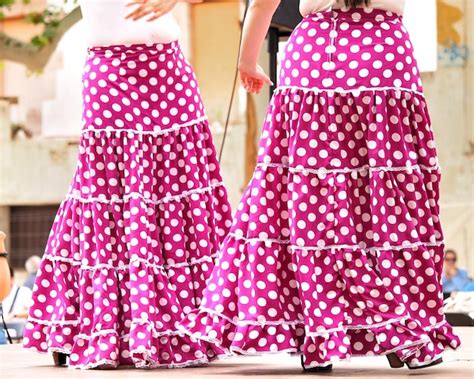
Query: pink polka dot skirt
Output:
[[181, 9, 461, 369], [23, 41, 232, 369]]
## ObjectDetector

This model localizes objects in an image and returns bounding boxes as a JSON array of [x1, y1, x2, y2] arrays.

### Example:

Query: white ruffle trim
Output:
[[71, 358, 119, 370], [80, 116, 208, 136], [182, 308, 438, 365], [306, 316, 410, 337], [27, 317, 192, 339], [66, 181, 224, 206], [196, 308, 422, 337], [27, 317, 80, 326], [75, 326, 183, 341], [257, 162, 440, 176], [41, 251, 219, 272], [199, 307, 304, 326], [130, 351, 209, 370], [23, 347, 210, 370], [228, 232, 444, 253], [275, 85, 425, 97]]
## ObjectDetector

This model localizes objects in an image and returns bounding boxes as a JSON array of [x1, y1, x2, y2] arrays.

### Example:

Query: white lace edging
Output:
[[75, 326, 186, 341], [199, 307, 304, 327], [71, 359, 119, 370], [229, 233, 291, 246], [180, 314, 457, 368], [23, 345, 211, 371], [81, 116, 208, 137], [275, 85, 425, 97], [229, 233, 444, 253], [26, 335, 214, 370], [306, 316, 408, 337], [230, 346, 302, 357], [41, 251, 219, 272], [181, 312, 440, 367], [256, 162, 440, 176], [27, 318, 196, 340], [75, 329, 119, 341], [27, 317, 80, 326], [72, 355, 209, 370], [195, 309, 415, 335], [291, 240, 444, 253], [131, 351, 210, 370], [66, 182, 224, 206], [120, 330, 182, 341], [229, 337, 429, 365]]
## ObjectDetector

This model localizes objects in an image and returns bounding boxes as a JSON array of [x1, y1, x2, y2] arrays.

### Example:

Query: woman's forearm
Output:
[[0, 232, 9, 302], [0, 258, 9, 301], [239, 0, 281, 68]]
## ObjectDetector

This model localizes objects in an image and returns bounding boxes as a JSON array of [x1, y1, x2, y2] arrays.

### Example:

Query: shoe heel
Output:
[[52, 352, 68, 366], [386, 352, 404, 368], [301, 355, 333, 372]]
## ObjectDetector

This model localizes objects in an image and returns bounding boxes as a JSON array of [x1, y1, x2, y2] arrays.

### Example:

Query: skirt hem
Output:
[[180, 309, 460, 366]]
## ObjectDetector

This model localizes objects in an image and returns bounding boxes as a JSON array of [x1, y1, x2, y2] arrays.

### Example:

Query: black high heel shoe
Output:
[[52, 352, 68, 366], [301, 356, 333, 373], [386, 353, 404, 368], [407, 357, 443, 370]]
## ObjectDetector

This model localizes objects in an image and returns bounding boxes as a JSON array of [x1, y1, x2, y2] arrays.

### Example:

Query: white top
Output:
[[300, 0, 406, 17], [80, 0, 180, 47], [2, 285, 32, 318]]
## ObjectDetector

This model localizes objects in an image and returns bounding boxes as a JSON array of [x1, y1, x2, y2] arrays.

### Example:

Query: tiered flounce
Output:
[[24, 119, 232, 368], [181, 87, 460, 369]]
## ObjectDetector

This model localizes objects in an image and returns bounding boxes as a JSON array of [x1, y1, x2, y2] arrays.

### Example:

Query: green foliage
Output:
[[26, 7, 64, 47], [0, 0, 30, 17], [1, 0, 78, 48]]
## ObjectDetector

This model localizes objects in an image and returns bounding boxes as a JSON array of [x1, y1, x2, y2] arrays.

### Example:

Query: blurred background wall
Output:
[[422, 0, 473, 274], [0, 0, 472, 275]]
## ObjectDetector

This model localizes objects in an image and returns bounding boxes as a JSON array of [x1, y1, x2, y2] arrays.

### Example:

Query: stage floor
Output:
[[1, 327, 473, 379]]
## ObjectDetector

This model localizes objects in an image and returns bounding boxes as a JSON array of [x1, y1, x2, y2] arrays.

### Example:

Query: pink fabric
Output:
[[181, 9, 460, 369], [299, 0, 406, 17], [23, 41, 232, 369]]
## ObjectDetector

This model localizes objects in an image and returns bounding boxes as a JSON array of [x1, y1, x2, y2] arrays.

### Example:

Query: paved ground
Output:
[[1, 327, 472, 379]]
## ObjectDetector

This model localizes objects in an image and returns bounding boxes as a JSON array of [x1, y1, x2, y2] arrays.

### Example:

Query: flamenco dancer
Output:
[[182, 0, 461, 371], [23, 0, 232, 369]]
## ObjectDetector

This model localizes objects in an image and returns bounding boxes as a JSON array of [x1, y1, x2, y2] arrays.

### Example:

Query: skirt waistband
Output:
[[308, 8, 401, 22], [87, 41, 179, 57]]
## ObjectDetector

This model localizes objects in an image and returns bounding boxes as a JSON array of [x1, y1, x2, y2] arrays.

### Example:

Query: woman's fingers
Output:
[[126, 0, 148, 6], [147, 1, 175, 21], [242, 77, 262, 94], [255, 70, 273, 86], [245, 79, 256, 93], [239, 66, 273, 92], [147, 10, 166, 21], [125, 0, 176, 20], [125, 5, 150, 20], [240, 74, 250, 90]]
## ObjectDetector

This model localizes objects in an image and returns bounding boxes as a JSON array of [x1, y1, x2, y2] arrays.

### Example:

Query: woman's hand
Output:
[[237, 0, 280, 93], [126, 0, 201, 22], [239, 62, 273, 94], [126, 0, 178, 21]]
